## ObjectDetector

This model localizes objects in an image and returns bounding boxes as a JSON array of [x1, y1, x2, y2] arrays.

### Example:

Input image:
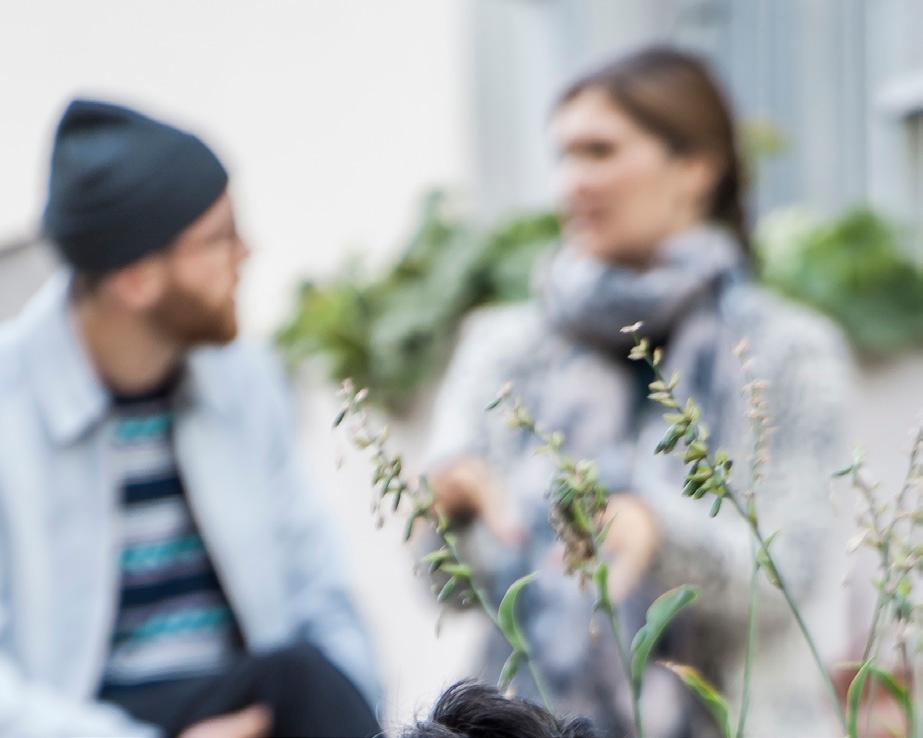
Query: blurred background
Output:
[[2, 0, 923, 730]]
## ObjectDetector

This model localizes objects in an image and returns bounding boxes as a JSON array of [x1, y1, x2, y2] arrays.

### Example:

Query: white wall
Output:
[[0, 0, 472, 336]]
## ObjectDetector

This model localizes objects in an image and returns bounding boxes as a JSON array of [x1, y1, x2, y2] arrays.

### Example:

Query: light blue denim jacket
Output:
[[0, 274, 380, 737]]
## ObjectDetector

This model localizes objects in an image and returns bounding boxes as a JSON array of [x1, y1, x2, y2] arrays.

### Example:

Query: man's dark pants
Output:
[[100, 642, 381, 737]]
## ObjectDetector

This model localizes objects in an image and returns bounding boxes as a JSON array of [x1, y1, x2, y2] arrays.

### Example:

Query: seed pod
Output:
[[656, 426, 683, 454], [423, 548, 453, 573], [709, 497, 723, 517], [683, 442, 708, 463], [629, 339, 650, 361], [689, 465, 714, 483], [485, 395, 505, 411], [441, 563, 473, 579], [404, 508, 426, 542], [437, 576, 460, 603]]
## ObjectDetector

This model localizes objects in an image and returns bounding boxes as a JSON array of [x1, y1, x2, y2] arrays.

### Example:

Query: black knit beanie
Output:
[[42, 99, 229, 274]]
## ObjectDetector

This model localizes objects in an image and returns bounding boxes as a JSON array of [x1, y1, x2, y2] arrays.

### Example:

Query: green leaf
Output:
[[846, 661, 872, 738], [865, 665, 911, 718], [846, 661, 913, 737], [594, 562, 613, 614], [498, 650, 523, 691], [755, 532, 782, 588], [630, 586, 700, 693], [498, 572, 538, 654], [661, 661, 733, 738]]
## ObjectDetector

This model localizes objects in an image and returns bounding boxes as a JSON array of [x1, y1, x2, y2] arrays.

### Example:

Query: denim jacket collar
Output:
[[21, 271, 232, 446]]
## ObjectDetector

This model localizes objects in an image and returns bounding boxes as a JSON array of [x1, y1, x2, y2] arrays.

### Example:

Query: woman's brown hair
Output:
[[557, 46, 750, 255]]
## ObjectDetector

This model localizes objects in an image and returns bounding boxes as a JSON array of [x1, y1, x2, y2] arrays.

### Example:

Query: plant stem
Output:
[[604, 609, 644, 738], [736, 556, 761, 738], [861, 596, 885, 662], [443, 533, 555, 712], [513, 412, 644, 734], [526, 658, 556, 713], [727, 493, 846, 732], [631, 340, 845, 732], [912, 650, 922, 738]]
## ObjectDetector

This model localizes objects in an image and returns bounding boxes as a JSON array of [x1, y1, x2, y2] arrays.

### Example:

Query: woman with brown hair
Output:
[[425, 47, 850, 736]]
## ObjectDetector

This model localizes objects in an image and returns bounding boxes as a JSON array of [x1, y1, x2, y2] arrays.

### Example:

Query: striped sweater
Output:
[[102, 383, 242, 688]]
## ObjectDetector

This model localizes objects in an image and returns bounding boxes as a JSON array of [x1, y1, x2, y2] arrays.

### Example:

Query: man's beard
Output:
[[147, 281, 239, 347]]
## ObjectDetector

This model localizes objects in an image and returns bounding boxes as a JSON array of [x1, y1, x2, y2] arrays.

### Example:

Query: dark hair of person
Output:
[[557, 45, 750, 255], [399, 681, 598, 738]]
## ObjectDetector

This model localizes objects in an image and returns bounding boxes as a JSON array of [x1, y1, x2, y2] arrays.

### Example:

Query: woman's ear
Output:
[[678, 153, 723, 214]]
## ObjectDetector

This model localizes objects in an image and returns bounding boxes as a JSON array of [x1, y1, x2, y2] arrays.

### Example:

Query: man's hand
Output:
[[178, 704, 272, 738], [601, 494, 661, 602], [430, 456, 522, 545]]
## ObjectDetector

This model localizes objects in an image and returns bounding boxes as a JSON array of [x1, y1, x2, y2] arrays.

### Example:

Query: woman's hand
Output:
[[430, 456, 522, 545], [601, 494, 661, 602]]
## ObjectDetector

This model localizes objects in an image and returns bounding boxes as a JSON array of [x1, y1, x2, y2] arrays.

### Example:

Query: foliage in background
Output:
[[757, 207, 923, 356], [276, 191, 559, 410], [278, 191, 923, 408]]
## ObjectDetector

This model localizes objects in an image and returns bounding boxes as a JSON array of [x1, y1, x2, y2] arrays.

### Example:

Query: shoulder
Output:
[[450, 302, 544, 370], [722, 283, 854, 410], [189, 339, 293, 418], [724, 282, 851, 363]]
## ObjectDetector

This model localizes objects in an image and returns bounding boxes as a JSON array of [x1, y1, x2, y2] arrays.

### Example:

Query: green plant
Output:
[[601, 324, 919, 736], [278, 191, 560, 410], [334, 379, 554, 710], [757, 207, 923, 355], [335, 319, 921, 738], [834, 430, 922, 737], [487, 385, 698, 737], [616, 324, 847, 733]]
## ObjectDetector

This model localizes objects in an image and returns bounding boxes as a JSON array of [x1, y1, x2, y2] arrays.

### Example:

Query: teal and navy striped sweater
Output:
[[102, 384, 241, 687]]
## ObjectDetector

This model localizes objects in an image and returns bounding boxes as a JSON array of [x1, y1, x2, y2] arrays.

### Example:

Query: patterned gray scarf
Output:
[[540, 224, 746, 355]]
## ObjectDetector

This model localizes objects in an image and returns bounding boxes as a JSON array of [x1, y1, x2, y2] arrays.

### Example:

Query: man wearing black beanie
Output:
[[0, 100, 381, 738]]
